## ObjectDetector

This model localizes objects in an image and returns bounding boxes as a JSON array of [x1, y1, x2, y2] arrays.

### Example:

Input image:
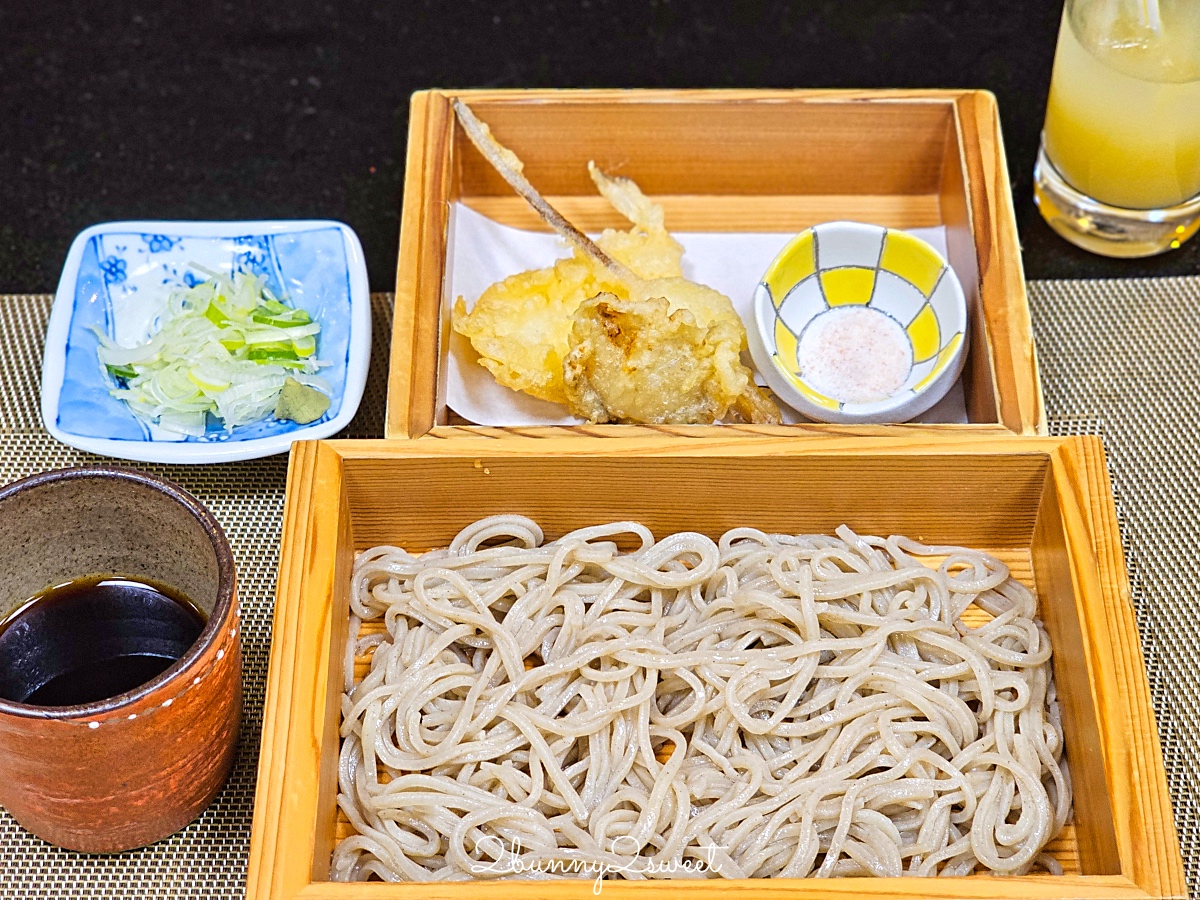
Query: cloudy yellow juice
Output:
[[1043, 5, 1200, 210]]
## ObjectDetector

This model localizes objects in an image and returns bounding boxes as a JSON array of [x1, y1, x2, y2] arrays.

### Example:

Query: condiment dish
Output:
[[41, 220, 371, 463], [746, 220, 968, 424]]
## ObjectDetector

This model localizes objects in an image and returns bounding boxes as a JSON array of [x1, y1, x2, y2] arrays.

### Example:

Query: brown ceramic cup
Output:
[[0, 466, 241, 853]]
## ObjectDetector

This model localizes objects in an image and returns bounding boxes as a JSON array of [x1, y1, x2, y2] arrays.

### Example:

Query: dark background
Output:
[[2, 0, 1197, 294]]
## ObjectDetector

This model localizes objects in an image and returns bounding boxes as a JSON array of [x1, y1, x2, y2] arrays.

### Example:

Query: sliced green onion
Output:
[[250, 304, 311, 326], [204, 303, 231, 327], [247, 342, 300, 362], [105, 363, 138, 381], [292, 334, 317, 358], [94, 269, 327, 432]]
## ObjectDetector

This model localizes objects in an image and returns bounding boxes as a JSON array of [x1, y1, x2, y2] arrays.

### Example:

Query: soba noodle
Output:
[[333, 516, 1070, 882]]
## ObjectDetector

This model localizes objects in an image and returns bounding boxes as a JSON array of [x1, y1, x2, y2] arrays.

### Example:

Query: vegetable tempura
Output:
[[450, 100, 780, 425]]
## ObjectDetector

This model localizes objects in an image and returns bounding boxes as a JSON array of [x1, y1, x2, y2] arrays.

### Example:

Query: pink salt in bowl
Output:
[[746, 220, 968, 425]]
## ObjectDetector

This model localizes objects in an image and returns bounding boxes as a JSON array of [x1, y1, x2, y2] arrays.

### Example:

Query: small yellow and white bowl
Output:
[[747, 221, 968, 424]]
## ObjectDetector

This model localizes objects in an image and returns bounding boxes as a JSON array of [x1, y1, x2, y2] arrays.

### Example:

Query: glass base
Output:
[[1034, 143, 1200, 258]]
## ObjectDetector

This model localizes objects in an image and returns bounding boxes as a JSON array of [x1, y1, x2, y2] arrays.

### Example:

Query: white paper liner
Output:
[[445, 203, 967, 426]]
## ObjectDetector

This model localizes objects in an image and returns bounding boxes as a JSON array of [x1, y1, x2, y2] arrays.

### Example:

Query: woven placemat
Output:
[[0, 293, 392, 898], [0, 281, 1196, 897]]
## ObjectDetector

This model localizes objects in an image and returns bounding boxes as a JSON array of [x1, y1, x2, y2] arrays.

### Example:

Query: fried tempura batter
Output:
[[563, 294, 780, 425], [450, 99, 781, 424], [452, 166, 684, 404]]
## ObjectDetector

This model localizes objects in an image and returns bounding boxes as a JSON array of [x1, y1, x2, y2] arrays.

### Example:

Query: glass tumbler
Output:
[[1034, 0, 1200, 257]]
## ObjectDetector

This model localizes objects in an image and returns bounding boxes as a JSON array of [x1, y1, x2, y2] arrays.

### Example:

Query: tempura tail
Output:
[[450, 98, 639, 283]]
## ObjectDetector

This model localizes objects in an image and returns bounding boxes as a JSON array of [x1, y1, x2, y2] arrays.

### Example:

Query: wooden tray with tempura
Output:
[[386, 89, 1043, 439]]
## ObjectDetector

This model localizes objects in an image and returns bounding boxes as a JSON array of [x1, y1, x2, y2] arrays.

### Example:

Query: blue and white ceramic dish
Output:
[[41, 220, 371, 463]]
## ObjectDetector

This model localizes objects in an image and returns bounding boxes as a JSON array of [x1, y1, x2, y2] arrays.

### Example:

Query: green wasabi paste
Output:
[[275, 376, 331, 424]]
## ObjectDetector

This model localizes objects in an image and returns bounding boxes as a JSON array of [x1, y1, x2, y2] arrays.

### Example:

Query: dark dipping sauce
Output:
[[0, 575, 206, 707]]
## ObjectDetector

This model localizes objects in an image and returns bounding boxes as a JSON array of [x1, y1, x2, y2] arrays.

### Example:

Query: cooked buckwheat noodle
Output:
[[333, 516, 1070, 882]]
